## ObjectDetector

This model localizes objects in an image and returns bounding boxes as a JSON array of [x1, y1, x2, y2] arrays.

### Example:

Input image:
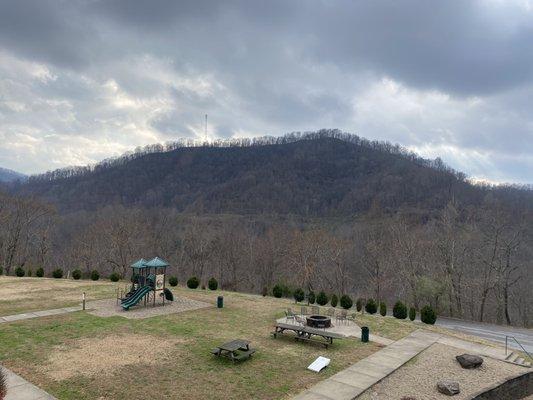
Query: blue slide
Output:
[[121, 285, 152, 310]]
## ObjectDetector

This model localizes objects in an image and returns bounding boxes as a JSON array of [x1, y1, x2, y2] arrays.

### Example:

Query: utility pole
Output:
[[205, 114, 208, 143]]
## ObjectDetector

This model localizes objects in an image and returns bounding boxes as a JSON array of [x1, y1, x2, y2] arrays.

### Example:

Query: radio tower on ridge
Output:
[[204, 114, 208, 143]]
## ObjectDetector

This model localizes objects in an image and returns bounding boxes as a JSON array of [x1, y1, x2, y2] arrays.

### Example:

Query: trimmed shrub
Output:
[[72, 269, 82, 280], [109, 272, 120, 282], [340, 294, 353, 309], [308, 291, 316, 304], [52, 268, 63, 279], [281, 284, 292, 298], [187, 276, 200, 289], [208, 277, 218, 290], [330, 294, 338, 308], [293, 288, 305, 303], [316, 291, 329, 306], [36, 267, 44, 277], [90, 270, 100, 281], [379, 302, 387, 316], [365, 298, 377, 314], [0, 266, 3, 275], [356, 298, 363, 312], [409, 307, 416, 321], [168, 276, 178, 287], [272, 284, 283, 298], [163, 288, 174, 301], [15, 266, 25, 277], [393, 301, 408, 319], [421, 305, 437, 324]]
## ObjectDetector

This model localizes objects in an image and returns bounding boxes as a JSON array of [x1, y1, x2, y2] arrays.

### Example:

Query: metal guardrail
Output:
[[505, 335, 532, 361]]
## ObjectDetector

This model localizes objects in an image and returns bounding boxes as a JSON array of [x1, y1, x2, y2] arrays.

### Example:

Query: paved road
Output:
[[436, 316, 533, 354]]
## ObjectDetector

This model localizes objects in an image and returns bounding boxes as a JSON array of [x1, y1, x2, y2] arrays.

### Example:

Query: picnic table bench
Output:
[[211, 339, 256, 362], [271, 323, 344, 348]]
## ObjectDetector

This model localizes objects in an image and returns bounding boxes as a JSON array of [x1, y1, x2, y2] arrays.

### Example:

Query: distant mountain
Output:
[[13, 130, 533, 216], [0, 167, 26, 183]]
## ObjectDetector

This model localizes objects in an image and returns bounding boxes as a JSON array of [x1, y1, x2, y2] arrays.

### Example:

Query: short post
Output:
[[505, 336, 508, 356], [82, 292, 86, 311], [217, 296, 223, 309], [361, 326, 369, 343]]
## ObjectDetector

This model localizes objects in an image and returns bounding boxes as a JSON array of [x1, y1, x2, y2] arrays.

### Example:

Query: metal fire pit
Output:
[[306, 315, 331, 329]]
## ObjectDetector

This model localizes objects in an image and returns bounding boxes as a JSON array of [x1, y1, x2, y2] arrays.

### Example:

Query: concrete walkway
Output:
[[1, 366, 56, 400], [0, 306, 81, 323], [293, 330, 441, 400]]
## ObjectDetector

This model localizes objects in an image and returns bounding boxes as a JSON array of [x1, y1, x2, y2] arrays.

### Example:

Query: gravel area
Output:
[[359, 343, 529, 400], [87, 296, 211, 319]]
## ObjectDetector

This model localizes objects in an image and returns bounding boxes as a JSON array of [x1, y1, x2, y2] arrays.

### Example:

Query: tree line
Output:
[[1, 190, 531, 327], [26, 129, 466, 184]]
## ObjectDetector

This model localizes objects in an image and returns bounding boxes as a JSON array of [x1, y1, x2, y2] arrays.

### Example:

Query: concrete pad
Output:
[[1, 366, 57, 400], [366, 352, 409, 366], [346, 361, 395, 377], [330, 369, 380, 388], [61, 306, 81, 312], [2, 313, 36, 322], [309, 379, 364, 400], [32, 309, 66, 317], [1, 367, 27, 388], [4, 383, 52, 400], [292, 391, 334, 400], [381, 346, 421, 358]]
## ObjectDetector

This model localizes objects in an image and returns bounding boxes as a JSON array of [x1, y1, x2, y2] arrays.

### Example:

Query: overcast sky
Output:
[[0, 0, 532, 183]]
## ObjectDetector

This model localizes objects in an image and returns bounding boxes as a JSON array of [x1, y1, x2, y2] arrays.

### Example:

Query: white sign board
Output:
[[155, 274, 165, 292], [308, 356, 330, 372]]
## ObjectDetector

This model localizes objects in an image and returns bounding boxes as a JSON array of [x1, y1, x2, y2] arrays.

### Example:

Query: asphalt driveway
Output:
[[436, 316, 533, 354]]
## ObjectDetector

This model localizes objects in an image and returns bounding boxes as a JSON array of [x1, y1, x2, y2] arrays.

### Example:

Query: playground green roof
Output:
[[131, 258, 147, 269], [144, 257, 170, 268]]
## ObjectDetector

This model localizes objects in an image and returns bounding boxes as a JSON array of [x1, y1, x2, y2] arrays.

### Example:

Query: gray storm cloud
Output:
[[0, 0, 532, 183]]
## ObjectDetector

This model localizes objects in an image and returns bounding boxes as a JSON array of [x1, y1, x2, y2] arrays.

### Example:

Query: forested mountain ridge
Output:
[[2, 131, 532, 327], [12, 131, 531, 216], [0, 167, 26, 183]]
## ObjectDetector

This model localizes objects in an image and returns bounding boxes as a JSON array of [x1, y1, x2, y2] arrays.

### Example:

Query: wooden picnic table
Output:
[[211, 339, 255, 362], [272, 323, 344, 348]]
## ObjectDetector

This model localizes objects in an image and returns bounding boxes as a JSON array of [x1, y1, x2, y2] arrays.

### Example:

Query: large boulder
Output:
[[456, 354, 483, 369], [437, 380, 460, 396]]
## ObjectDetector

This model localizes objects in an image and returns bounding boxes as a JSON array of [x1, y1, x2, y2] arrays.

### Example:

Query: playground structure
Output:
[[118, 257, 174, 311]]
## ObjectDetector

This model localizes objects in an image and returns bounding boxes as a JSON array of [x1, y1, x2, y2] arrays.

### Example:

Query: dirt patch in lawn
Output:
[[41, 334, 185, 381], [360, 343, 528, 400]]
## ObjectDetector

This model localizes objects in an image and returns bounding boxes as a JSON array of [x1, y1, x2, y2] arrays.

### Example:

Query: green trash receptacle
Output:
[[217, 296, 223, 308], [361, 326, 369, 343]]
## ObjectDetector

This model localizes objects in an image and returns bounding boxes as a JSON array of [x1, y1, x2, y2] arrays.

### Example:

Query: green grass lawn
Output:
[[355, 313, 417, 340], [0, 286, 382, 400], [0, 278, 506, 400], [0, 276, 119, 316]]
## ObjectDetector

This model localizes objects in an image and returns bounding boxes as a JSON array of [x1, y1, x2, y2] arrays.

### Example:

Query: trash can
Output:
[[217, 296, 224, 308], [361, 326, 369, 343]]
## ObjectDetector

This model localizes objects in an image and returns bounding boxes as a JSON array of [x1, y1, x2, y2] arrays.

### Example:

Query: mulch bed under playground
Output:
[[87, 296, 211, 319]]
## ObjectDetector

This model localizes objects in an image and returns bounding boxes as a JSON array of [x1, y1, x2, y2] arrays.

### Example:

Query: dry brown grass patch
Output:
[[41, 334, 186, 381]]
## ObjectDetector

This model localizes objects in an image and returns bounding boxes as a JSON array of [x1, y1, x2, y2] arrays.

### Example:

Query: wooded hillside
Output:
[[16, 130, 531, 216], [2, 130, 532, 327]]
